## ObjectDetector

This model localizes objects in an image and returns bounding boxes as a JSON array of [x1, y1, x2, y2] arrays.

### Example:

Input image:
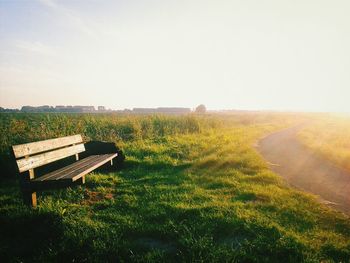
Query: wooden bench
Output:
[[12, 134, 118, 207]]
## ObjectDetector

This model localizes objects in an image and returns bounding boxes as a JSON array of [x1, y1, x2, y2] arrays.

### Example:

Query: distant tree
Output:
[[195, 104, 206, 114]]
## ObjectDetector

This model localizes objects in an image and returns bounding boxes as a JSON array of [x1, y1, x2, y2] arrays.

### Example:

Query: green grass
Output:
[[0, 113, 349, 262]]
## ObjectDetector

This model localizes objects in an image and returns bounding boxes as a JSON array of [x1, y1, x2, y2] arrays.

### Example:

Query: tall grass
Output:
[[0, 113, 217, 145]]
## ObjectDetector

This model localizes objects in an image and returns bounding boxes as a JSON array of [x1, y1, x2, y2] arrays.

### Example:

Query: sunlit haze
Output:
[[1, 0, 350, 112]]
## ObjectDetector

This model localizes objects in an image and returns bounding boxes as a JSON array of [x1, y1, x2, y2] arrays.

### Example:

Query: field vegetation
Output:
[[298, 113, 350, 172], [0, 113, 349, 262]]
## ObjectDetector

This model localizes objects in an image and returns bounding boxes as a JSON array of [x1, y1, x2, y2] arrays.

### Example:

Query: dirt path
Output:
[[257, 124, 350, 214]]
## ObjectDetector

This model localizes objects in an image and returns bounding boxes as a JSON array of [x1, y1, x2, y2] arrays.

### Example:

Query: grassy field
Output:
[[298, 114, 350, 172], [0, 113, 350, 262]]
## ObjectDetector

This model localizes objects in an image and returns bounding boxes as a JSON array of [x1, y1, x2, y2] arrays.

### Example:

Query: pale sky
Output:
[[0, 0, 350, 111]]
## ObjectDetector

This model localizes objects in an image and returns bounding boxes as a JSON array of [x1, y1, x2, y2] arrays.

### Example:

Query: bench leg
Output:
[[110, 159, 113, 166], [78, 176, 86, 184], [22, 189, 37, 208]]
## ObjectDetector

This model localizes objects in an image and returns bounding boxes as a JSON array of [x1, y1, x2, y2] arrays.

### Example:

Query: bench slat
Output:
[[48, 155, 110, 181], [32, 153, 118, 182], [16, 144, 85, 173], [34, 155, 98, 181], [13, 135, 83, 158], [65, 154, 117, 182]]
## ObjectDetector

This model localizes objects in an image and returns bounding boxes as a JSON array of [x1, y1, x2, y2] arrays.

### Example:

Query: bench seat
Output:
[[32, 153, 118, 183]]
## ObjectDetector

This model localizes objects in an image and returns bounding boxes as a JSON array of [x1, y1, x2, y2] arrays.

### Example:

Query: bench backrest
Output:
[[13, 135, 85, 175]]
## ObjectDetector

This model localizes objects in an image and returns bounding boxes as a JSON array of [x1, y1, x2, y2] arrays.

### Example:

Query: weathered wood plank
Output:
[[16, 144, 85, 172], [13, 134, 83, 158], [32, 153, 117, 182], [52, 155, 109, 180], [60, 155, 108, 180], [34, 155, 97, 181], [69, 154, 117, 182], [47, 154, 116, 181]]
